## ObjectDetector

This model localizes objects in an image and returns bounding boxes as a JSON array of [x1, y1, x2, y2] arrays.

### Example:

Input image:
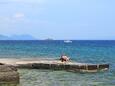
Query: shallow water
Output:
[[2, 69, 114, 86], [4, 68, 113, 86]]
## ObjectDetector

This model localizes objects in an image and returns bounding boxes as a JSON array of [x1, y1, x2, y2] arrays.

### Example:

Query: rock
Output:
[[0, 63, 4, 65], [0, 65, 19, 84], [7, 65, 18, 71]]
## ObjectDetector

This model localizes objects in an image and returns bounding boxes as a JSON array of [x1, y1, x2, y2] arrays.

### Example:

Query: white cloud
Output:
[[0, 0, 45, 4], [13, 13, 25, 19], [0, 12, 25, 24]]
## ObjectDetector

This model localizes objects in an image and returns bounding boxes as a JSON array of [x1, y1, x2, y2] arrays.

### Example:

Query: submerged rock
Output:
[[0, 65, 19, 84]]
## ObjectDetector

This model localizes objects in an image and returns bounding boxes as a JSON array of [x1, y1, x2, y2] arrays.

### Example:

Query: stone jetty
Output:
[[0, 58, 109, 73]]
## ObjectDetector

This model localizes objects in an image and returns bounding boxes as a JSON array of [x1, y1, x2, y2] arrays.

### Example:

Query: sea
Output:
[[0, 40, 115, 86]]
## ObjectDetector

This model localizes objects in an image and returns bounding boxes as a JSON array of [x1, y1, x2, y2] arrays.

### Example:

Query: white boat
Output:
[[64, 40, 72, 43]]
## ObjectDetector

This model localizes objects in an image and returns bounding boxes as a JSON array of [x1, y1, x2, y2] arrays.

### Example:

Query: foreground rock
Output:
[[0, 65, 19, 84]]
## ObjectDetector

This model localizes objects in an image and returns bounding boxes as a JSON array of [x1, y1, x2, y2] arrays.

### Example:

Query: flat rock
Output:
[[0, 65, 19, 84]]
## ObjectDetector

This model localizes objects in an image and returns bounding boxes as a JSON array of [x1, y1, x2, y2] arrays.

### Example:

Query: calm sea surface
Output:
[[0, 40, 115, 86]]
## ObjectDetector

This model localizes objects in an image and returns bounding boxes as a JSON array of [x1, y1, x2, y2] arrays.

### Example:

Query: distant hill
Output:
[[0, 35, 9, 40], [44, 38, 54, 40], [0, 34, 36, 40]]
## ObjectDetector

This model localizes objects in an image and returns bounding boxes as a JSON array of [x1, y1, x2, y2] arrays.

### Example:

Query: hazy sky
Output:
[[0, 0, 115, 40]]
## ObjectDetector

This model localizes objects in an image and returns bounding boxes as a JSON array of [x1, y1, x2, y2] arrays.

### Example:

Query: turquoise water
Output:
[[0, 40, 115, 86]]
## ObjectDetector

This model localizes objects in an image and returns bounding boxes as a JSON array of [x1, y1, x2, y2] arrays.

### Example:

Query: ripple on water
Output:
[[0, 69, 115, 86], [5, 69, 112, 86]]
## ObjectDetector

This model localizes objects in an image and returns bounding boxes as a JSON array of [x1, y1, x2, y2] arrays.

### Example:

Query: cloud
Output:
[[0, 0, 45, 4], [0, 12, 25, 24], [13, 13, 25, 19]]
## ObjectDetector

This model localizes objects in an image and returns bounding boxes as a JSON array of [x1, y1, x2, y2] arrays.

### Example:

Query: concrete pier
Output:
[[0, 58, 109, 73]]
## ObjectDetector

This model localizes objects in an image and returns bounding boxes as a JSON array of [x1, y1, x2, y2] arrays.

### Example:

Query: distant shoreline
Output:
[[0, 39, 115, 41]]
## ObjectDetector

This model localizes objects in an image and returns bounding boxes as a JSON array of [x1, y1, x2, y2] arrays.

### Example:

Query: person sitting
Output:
[[60, 54, 69, 62]]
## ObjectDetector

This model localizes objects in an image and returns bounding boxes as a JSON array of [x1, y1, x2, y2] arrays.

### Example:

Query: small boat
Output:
[[64, 40, 72, 43]]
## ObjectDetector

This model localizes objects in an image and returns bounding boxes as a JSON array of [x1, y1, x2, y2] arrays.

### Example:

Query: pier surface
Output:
[[0, 58, 109, 73]]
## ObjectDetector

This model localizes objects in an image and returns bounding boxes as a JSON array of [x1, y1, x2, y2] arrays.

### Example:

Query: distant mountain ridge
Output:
[[0, 34, 36, 40]]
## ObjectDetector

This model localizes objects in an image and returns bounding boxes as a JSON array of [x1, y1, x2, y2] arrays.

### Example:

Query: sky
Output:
[[0, 0, 115, 40]]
